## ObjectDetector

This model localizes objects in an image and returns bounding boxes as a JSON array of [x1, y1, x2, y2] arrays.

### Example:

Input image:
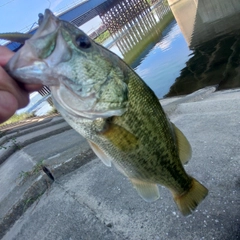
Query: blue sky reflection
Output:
[[135, 21, 192, 98]]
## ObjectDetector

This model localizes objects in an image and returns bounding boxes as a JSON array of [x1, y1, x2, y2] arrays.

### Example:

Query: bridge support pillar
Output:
[[98, 0, 151, 36]]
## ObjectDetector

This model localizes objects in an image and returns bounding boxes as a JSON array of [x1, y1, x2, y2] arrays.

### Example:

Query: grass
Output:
[[0, 112, 35, 127], [0, 136, 21, 150], [18, 160, 45, 183]]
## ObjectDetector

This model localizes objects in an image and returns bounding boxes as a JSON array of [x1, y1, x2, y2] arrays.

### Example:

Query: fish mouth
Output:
[[5, 9, 128, 120], [5, 9, 71, 86]]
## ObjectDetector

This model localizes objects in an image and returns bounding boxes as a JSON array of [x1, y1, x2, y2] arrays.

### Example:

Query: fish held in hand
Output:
[[4, 9, 208, 215]]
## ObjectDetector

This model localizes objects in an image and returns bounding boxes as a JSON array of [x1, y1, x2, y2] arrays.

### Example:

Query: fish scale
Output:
[[92, 71, 191, 191]]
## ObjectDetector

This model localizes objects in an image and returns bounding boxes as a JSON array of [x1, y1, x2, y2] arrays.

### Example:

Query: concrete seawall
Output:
[[0, 87, 239, 239]]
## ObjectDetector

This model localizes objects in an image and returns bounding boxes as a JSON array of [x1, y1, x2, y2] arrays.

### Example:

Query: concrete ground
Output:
[[0, 87, 239, 240]]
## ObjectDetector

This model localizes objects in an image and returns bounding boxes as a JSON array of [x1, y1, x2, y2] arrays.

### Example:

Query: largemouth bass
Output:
[[3, 9, 208, 215]]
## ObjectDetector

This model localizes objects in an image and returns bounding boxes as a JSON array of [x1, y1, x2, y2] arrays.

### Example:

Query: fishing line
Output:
[[46, 0, 51, 9], [0, 0, 15, 8]]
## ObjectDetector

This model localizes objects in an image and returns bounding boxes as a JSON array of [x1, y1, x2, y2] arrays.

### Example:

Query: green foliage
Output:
[[47, 107, 58, 115], [0, 112, 35, 126], [163, 0, 169, 6], [94, 30, 111, 44]]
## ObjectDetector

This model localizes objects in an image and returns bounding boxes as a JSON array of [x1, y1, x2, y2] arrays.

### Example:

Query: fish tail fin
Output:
[[172, 178, 208, 216]]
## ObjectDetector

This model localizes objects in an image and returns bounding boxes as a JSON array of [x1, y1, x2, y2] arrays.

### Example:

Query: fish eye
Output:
[[75, 35, 91, 49]]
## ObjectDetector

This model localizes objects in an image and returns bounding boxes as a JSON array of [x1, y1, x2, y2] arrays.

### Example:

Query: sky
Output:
[[0, 0, 102, 35]]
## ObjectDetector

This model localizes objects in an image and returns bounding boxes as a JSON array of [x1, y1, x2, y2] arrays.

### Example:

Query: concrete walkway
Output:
[[0, 87, 239, 240]]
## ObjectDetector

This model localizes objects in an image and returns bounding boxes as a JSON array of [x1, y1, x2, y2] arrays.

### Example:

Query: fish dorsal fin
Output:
[[172, 123, 192, 165], [130, 178, 160, 202], [88, 141, 112, 167]]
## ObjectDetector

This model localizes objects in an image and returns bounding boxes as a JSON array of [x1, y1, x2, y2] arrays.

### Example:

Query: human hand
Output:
[[0, 46, 42, 124]]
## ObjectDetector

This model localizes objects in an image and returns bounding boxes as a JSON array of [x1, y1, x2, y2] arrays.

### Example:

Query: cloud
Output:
[[155, 24, 181, 51]]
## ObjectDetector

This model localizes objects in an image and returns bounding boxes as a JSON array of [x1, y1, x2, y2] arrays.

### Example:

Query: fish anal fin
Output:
[[172, 123, 192, 165], [172, 178, 208, 216], [88, 141, 112, 167], [130, 178, 160, 202]]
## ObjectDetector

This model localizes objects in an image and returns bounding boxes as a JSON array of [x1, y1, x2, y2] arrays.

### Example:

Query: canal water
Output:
[[20, 0, 240, 115], [104, 0, 240, 99], [107, 17, 192, 98]]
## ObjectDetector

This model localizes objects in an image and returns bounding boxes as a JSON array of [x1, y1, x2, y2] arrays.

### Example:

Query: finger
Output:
[[0, 91, 18, 123], [0, 66, 29, 109], [23, 83, 43, 93], [0, 46, 14, 65], [0, 46, 43, 93]]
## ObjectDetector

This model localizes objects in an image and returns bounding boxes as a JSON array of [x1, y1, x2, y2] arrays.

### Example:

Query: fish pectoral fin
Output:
[[88, 141, 112, 167], [172, 123, 192, 165], [130, 178, 160, 202], [101, 123, 139, 152]]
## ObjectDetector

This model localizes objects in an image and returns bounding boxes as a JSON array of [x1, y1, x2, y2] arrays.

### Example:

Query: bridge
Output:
[[6, 0, 151, 51], [167, 0, 240, 48]]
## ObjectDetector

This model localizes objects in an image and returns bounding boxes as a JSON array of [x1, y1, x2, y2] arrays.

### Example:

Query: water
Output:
[[133, 21, 192, 98], [107, 17, 192, 98], [106, 0, 240, 98], [22, 0, 240, 115]]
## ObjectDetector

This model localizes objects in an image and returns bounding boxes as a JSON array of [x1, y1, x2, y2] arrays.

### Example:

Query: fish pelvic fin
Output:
[[172, 123, 192, 165], [172, 178, 208, 216], [130, 178, 160, 202], [88, 140, 112, 167]]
